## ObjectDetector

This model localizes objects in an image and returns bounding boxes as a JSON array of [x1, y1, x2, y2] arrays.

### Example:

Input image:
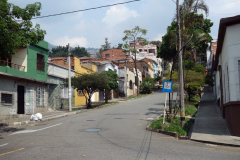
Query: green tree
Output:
[[0, 0, 46, 59], [122, 26, 148, 95], [100, 70, 119, 103], [71, 72, 109, 108], [72, 46, 90, 57], [50, 45, 90, 57]]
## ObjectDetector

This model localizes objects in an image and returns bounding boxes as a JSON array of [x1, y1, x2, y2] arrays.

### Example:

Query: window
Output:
[[149, 49, 155, 54], [130, 43, 134, 47], [139, 49, 142, 52], [37, 54, 44, 71], [144, 50, 147, 52], [129, 80, 133, 89], [61, 87, 68, 98], [105, 54, 110, 57], [77, 90, 84, 96], [1, 93, 12, 104], [36, 87, 45, 106]]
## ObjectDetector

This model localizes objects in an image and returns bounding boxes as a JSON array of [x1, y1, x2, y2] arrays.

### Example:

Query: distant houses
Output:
[[0, 40, 164, 120]]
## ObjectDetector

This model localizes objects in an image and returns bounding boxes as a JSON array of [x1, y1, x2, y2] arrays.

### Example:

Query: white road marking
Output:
[[9, 123, 62, 136], [0, 143, 9, 147]]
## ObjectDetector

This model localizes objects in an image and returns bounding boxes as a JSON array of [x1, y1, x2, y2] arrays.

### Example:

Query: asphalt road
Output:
[[0, 90, 239, 160]]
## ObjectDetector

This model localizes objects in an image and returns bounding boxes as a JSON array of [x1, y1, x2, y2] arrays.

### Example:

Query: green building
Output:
[[0, 41, 51, 120]]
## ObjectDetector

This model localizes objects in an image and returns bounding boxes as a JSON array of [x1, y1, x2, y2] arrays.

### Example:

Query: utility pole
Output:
[[177, 0, 185, 126], [67, 43, 72, 112], [125, 60, 128, 98]]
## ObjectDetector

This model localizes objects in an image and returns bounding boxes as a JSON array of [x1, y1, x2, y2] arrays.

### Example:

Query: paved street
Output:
[[0, 91, 239, 160]]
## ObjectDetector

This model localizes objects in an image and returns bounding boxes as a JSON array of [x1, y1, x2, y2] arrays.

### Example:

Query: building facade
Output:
[[214, 15, 240, 136], [0, 41, 50, 120]]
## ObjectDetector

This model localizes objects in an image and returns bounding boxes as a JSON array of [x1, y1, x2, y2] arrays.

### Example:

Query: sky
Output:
[[8, 0, 240, 49]]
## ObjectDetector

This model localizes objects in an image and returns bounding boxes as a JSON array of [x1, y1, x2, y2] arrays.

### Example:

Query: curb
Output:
[[190, 139, 240, 147], [1, 109, 89, 127]]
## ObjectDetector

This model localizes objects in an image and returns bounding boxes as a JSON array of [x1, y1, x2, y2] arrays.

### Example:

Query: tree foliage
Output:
[[0, 0, 46, 59], [100, 70, 119, 103], [157, 0, 213, 63], [50, 46, 90, 58], [71, 72, 108, 108]]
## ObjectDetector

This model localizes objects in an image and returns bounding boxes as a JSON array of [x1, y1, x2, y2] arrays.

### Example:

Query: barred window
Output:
[[36, 87, 45, 106], [1, 93, 12, 104], [61, 88, 68, 98]]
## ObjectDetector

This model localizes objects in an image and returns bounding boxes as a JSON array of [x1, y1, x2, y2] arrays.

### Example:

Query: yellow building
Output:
[[74, 57, 98, 107]]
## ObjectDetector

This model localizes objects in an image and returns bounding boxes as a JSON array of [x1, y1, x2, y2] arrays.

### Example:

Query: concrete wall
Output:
[[48, 63, 75, 79], [0, 77, 48, 120]]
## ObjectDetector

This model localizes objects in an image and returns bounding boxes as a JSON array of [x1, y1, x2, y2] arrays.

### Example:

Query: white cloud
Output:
[[102, 5, 139, 27], [52, 36, 88, 47], [75, 20, 87, 31], [154, 34, 164, 41]]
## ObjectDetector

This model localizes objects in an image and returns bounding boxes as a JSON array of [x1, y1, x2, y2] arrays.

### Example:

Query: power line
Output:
[[16, 0, 141, 22]]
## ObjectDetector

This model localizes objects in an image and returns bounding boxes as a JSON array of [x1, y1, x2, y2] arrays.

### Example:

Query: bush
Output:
[[140, 81, 153, 94], [143, 76, 156, 86], [205, 73, 213, 86]]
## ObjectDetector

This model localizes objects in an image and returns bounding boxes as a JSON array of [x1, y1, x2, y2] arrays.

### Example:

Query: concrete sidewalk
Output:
[[0, 98, 125, 127], [190, 86, 240, 147]]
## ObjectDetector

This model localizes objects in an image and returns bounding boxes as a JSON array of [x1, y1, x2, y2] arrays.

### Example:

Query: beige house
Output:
[[118, 62, 142, 97]]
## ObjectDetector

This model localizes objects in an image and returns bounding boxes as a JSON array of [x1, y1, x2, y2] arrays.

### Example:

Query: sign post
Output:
[[162, 81, 173, 124]]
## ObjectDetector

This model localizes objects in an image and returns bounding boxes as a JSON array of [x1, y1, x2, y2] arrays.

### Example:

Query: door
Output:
[[25, 87, 35, 114], [17, 85, 25, 114], [99, 90, 104, 101]]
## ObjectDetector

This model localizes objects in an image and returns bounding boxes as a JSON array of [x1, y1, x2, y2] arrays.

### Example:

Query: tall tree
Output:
[[122, 26, 147, 95], [0, 0, 46, 59]]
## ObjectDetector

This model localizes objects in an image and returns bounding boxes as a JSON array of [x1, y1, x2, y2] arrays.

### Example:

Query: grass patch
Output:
[[73, 108, 85, 111], [149, 117, 194, 136], [92, 101, 118, 108], [126, 94, 147, 99]]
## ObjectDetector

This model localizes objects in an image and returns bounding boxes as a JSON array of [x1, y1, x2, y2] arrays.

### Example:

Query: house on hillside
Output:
[[129, 41, 163, 77], [0, 41, 50, 120], [214, 15, 240, 136]]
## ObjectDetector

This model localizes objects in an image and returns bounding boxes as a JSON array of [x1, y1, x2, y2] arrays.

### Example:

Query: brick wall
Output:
[[102, 49, 127, 60]]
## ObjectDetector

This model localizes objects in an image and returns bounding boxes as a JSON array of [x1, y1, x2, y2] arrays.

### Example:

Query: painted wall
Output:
[[27, 41, 48, 81], [217, 24, 240, 103], [12, 47, 28, 72]]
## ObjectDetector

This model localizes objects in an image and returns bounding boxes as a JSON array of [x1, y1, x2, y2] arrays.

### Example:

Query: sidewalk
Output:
[[190, 86, 240, 147], [0, 98, 125, 127]]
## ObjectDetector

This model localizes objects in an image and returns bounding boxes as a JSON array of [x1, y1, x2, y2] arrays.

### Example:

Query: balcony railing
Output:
[[0, 60, 25, 71]]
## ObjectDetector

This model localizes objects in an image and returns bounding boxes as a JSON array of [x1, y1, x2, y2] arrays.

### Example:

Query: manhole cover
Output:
[[85, 129, 100, 132]]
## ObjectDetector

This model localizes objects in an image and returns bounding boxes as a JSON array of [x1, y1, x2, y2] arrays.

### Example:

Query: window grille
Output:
[[1, 93, 12, 104], [36, 87, 45, 106], [61, 87, 68, 98]]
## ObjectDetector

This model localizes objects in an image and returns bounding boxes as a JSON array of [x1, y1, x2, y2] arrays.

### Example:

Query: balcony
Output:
[[142, 71, 151, 78], [0, 60, 25, 71]]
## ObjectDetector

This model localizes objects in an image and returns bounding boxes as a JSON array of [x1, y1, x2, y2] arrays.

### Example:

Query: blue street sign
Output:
[[162, 81, 173, 93]]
